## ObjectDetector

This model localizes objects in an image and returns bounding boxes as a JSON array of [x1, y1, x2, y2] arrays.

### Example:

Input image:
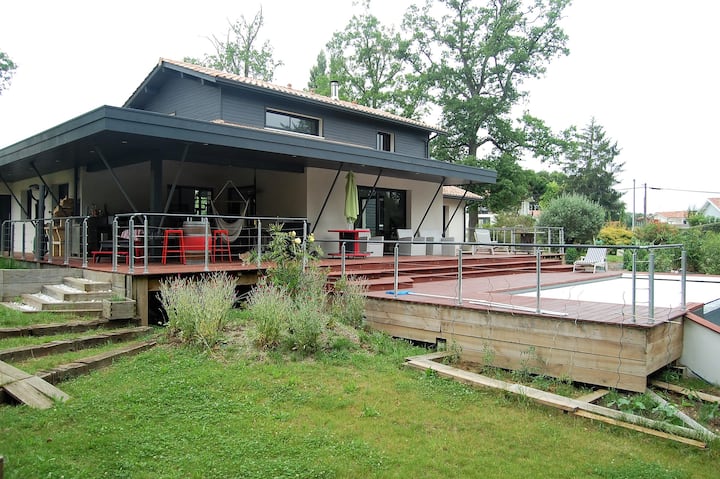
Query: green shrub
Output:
[[634, 222, 679, 245], [245, 224, 368, 356], [622, 248, 680, 272], [597, 223, 634, 247], [159, 272, 237, 349], [536, 194, 605, 244], [493, 212, 536, 228], [698, 232, 720, 274]]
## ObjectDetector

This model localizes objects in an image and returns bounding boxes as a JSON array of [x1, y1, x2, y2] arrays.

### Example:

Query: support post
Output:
[[393, 243, 399, 297], [680, 249, 687, 310], [631, 250, 637, 322], [648, 250, 655, 322], [456, 247, 463, 305]]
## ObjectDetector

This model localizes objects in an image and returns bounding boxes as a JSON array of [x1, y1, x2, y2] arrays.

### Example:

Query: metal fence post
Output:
[[64, 217, 71, 265], [681, 249, 687, 310], [256, 220, 262, 268], [203, 217, 210, 272], [648, 249, 655, 322], [536, 248, 542, 314], [128, 218, 136, 274], [112, 217, 119, 272], [81, 217, 89, 268], [393, 243, 399, 297], [340, 242, 346, 277], [456, 246, 463, 305], [631, 250, 637, 322]]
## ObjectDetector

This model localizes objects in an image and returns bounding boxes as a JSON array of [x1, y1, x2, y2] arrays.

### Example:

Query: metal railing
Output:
[[1, 213, 311, 273], [320, 237, 688, 322]]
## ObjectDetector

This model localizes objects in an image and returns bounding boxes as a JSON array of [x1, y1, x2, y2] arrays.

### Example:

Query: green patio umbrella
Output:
[[344, 171, 359, 227]]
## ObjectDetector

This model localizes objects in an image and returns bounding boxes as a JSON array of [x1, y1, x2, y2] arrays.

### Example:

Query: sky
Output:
[[1, 0, 718, 214]]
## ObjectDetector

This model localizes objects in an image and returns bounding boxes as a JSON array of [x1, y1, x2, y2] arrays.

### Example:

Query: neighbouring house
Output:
[[698, 198, 720, 220], [653, 210, 689, 227], [0, 58, 496, 257], [442, 185, 483, 241]]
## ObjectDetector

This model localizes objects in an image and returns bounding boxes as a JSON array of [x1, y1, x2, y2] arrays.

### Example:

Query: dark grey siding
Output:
[[140, 76, 430, 157], [221, 89, 430, 157], [142, 76, 221, 120]]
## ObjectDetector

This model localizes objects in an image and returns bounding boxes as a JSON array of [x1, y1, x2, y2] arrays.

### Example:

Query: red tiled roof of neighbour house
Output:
[[442, 185, 483, 201], [655, 211, 688, 220], [709, 198, 720, 209], [141, 58, 444, 134]]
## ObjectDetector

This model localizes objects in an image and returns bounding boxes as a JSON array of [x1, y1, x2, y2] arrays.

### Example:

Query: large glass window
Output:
[[357, 187, 406, 244], [265, 109, 320, 136], [167, 186, 213, 215]]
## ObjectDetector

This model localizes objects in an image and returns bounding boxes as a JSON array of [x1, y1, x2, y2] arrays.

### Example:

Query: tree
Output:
[[536, 193, 605, 244], [308, 5, 428, 118], [0, 50, 17, 94], [557, 118, 625, 220], [474, 152, 532, 213], [184, 8, 282, 81], [405, 0, 571, 225]]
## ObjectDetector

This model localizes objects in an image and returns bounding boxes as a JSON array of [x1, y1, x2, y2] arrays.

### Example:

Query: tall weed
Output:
[[331, 276, 367, 328], [159, 272, 236, 349], [246, 282, 293, 349]]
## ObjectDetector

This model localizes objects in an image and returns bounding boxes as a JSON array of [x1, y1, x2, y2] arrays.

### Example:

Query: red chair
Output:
[[212, 229, 232, 262], [162, 229, 186, 264]]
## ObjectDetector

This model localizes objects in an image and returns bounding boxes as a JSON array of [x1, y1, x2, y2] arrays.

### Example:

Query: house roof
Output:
[[0, 106, 495, 186], [654, 211, 688, 220], [125, 58, 444, 134], [442, 185, 483, 201]]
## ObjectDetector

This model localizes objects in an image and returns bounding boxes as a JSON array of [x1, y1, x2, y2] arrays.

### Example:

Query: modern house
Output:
[[0, 58, 496, 257], [653, 210, 689, 227], [698, 198, 720, 220]]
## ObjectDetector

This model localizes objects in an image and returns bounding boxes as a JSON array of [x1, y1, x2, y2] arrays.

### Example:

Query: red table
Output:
[[328, 228, 371, 258]]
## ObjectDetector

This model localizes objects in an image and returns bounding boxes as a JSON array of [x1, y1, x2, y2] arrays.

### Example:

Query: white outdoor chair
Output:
[[358, 231, 384, 257], [420, 229, 443, 255], [472, 228, 508, 255], [396, 228, 428, 256], [573, 247, 608, 273]]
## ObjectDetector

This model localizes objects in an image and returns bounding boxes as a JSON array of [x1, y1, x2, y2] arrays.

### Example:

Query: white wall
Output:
[[7, 170, 75, 253], [680, 318, 720, 386], [306, 168, 445, 243], [443, 198, 465, 242], [256, 170, 307, 217]]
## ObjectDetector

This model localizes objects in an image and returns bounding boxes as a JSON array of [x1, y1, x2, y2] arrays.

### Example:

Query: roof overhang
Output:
[[0, 106, 496, 186]]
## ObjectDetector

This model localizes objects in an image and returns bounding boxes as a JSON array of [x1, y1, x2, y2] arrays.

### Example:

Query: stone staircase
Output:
[[2, 276, 115, 316]]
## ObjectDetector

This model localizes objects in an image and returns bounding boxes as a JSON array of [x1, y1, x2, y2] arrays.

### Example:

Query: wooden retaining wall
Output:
[[365, 297, 683, 392]]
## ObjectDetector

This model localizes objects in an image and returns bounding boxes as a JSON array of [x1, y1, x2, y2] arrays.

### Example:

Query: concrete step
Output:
[[42, 284, 112, 303], [63, 277, 112, 292], [20, 293, 103, 312]]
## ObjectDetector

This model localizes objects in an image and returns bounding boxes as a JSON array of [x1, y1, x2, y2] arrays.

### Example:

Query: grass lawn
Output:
[[1, 333, 718, 479]]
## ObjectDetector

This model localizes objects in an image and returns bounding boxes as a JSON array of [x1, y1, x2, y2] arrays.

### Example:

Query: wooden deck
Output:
[[7, 252, 688, 392], [363, 270, 688, 392]]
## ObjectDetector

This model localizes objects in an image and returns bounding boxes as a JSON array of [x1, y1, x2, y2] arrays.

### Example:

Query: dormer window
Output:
[[377, 131, 394, 152], [265, 109, 321, 136]]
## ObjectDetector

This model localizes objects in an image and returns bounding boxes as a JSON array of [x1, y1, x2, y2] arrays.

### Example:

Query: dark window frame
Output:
[[376, 131, 394, 152], [265, 109, 321, 136]]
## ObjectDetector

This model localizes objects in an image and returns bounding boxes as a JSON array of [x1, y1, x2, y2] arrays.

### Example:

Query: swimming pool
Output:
[[517, 273, 720, 309]]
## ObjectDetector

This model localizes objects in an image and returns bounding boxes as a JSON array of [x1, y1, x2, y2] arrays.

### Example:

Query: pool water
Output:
[[517, 274, 720, 309]]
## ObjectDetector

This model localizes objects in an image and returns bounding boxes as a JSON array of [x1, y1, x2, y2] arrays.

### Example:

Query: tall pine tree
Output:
[[559, 118, 624, 220]]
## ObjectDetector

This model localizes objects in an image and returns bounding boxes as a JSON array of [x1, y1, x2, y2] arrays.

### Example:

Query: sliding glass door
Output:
[[357, 187, 406, 241]]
